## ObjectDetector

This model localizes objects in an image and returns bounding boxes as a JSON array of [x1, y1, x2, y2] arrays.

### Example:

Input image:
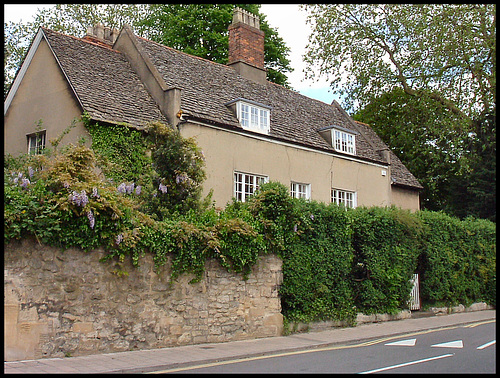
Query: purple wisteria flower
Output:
[[20, 178, 30, 189], [115, 234, 123, 245], [293, 224, 298, 233], [92, 187, 100, 198], [126, 183, 135, 194], [158, 183, 168, 194], [117, 183, 127, 194], [87, 210, 95, 229], [135, 185, 141, 195], [69, 190, 89, 207], [28, 166, 34, 178]]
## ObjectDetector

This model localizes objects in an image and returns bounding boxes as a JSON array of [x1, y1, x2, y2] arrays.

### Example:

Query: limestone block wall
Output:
[[4, 238, 283, 361]]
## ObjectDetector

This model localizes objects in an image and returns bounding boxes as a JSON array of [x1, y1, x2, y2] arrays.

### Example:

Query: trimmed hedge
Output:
[[247, 183, 496, 323]]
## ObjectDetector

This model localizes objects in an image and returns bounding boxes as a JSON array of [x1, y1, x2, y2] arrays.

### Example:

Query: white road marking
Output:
[[431, 340, 463, 348], [385, 338, 417, 347], [477, 340, 496, 350], [358, 353, 454, 374]]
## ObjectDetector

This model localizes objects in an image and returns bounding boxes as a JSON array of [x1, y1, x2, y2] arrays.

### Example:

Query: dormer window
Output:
[[226, 98, 271, 135], [333, 129, 356, 155], [318, 125, 358, 156]]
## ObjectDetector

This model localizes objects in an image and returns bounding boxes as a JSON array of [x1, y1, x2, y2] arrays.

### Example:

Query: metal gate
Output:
[[408, 273, 421, 310]]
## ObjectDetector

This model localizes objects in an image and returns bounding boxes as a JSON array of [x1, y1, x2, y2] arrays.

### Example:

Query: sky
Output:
[[3, 3, 336, 104]]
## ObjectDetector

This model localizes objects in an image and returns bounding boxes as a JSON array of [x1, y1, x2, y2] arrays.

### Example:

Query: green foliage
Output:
[[415, 211, 496, 307], [350, 207, 421, 314], [85, 118, 152, 187], [144, 121, 208, 219], [303, 4, 495, 118], [280, 200, 356, 323]]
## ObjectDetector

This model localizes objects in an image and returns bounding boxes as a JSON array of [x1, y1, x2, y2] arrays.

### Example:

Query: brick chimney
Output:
[[227, 7, 266, 84]]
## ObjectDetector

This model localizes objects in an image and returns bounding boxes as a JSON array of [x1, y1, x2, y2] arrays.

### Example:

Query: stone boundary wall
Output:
[[4, 238, 283, 361]]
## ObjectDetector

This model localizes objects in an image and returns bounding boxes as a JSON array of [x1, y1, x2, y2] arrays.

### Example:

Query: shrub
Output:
[[416, 210, 496, 307], [350, 206, 422, 314]]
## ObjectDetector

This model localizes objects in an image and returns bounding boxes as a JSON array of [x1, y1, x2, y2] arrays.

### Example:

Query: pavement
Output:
[[4, 309, 495, 374]]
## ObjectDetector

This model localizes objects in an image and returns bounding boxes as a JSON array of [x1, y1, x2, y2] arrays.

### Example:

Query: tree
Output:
[[304, 4, 496, 220], [136, 4, 293, 87], [353, 88, 467, 213], [302, 4, 495, 118], [4, 4, 293, 97]]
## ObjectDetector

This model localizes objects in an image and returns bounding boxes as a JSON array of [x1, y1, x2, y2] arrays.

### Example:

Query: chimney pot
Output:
[[95, 23, 104, 39]]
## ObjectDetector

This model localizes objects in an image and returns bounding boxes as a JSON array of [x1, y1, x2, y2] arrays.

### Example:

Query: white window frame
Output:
[[331, 188, 357, 208], [235, 100, 270, 135], [27, 131, 46, 155], [333, 129, 356, 155], [234, 171, 269, 202], [290, 182, 311, 200]]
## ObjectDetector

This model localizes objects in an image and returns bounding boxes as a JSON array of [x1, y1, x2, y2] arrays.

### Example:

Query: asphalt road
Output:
[[163, 320, 495, 374]]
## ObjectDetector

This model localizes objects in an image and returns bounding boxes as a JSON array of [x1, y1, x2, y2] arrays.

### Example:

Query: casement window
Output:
[[331, 188, 357, 208], [226, 98, 271, 135], [290, 182, 311, 200], [234, 171, 268, 202], [27, 131, 46, 155], [333, 129, 356, 155]]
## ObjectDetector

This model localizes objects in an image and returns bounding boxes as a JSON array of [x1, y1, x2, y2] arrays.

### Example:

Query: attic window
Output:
[[333, 129, 356, 155], [318, 125, 357, 155], [226, 98, 271, 135]]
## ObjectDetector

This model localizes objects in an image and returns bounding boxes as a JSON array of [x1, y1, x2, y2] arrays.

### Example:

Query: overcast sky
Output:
[[3, 3, 336, 104]]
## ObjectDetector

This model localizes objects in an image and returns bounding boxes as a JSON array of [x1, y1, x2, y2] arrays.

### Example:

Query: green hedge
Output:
[[246, 183, 495, 323], [415, 210, 496, 307]]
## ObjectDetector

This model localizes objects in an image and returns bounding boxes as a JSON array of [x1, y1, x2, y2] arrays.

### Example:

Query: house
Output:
[[4, 7, 423, 210]]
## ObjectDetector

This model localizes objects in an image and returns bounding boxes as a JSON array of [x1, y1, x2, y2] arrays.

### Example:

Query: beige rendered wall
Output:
[[180, 122, 393, 209], [4, 38, 89, 156], [390, 185, 420, 212]]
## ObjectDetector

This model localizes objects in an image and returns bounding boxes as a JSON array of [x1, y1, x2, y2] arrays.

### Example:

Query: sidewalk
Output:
[[4, 309, 495, 374]]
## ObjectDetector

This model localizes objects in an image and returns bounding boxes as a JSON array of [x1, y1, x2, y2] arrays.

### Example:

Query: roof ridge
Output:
[[134, 34, 235, 70], [41, 26, 120, 52]]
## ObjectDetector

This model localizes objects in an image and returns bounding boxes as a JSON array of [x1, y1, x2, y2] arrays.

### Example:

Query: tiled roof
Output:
[[42, 28, 167, 127], [41, 27, 421, 190]]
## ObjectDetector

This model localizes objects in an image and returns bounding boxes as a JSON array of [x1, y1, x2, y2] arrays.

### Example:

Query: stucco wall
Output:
[[4, 238, 283, 361], [180, 122, 395, 208], [390, 185, 420, 212], [4, 38, 89, 156]]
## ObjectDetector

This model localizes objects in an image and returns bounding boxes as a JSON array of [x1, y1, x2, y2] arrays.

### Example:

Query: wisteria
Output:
[[135, 185, 141, 195], [20, 178, 30, 189], [115, 233, 123, 245], [69, 190, 89, 207], [28, 166, 34, 178], [117, 182, 138, 195], [158, 183, 168, 194], [87, 210, 95, 229], [176, 172, 189, 184], [92, 187, 100, 198]]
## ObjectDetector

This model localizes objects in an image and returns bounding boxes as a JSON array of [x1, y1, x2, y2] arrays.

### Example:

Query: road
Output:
[[156, 320, 495, 374]]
